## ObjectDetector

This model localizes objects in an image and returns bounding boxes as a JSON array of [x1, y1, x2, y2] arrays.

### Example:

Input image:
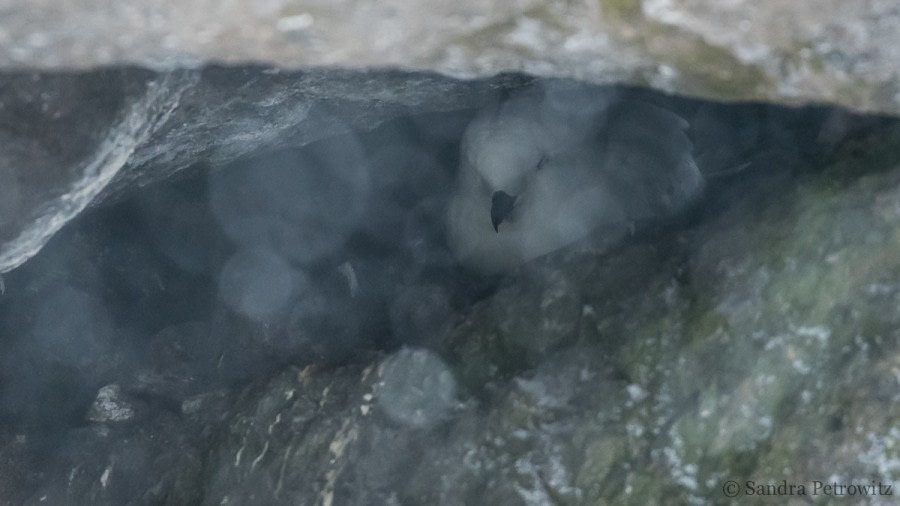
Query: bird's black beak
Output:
[[491, 191, 517, 232]]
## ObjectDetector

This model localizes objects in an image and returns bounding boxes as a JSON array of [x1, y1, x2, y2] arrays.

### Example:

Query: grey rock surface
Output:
[[0, 2, 898, 505], [1, 0, 899, 115], [1, 85, 898, 504], [0, 67, 527, 273], [179, 120, 900, 505], [13, 416, 202, 506], [5, 0, 899, 272], [0, 69, 191, 273]]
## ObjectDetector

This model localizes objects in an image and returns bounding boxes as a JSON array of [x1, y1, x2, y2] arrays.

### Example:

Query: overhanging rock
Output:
[[0, 67, 528, 273], [1, 0, 898, 114]]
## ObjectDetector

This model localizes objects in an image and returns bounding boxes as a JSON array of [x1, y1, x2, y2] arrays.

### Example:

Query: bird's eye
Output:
[[536, 156, 548, 171]]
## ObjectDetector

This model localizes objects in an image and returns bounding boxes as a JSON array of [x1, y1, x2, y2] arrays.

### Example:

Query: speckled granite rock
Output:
[[2, 0, 899, 115]]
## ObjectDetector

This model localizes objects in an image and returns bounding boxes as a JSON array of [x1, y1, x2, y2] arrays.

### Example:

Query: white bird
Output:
[[446, 86, 704, 274]]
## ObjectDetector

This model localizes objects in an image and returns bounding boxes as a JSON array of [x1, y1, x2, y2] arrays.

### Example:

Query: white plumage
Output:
[[447, 86, 704, 274]]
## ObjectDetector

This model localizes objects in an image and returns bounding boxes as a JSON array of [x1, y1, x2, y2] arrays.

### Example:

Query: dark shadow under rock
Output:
[[0, 66, 532, 273]]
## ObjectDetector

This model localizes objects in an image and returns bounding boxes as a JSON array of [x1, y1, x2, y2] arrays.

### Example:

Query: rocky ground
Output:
[[0, 79, 898, 504], [2, 1, 900, 504]]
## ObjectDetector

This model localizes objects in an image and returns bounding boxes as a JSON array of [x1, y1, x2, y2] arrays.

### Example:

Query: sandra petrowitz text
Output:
[[722, 480, 893, 498]]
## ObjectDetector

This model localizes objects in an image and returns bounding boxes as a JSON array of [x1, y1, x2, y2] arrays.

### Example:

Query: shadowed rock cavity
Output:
[[0, 66, 530, 274], [0, 68, 898, 504]]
